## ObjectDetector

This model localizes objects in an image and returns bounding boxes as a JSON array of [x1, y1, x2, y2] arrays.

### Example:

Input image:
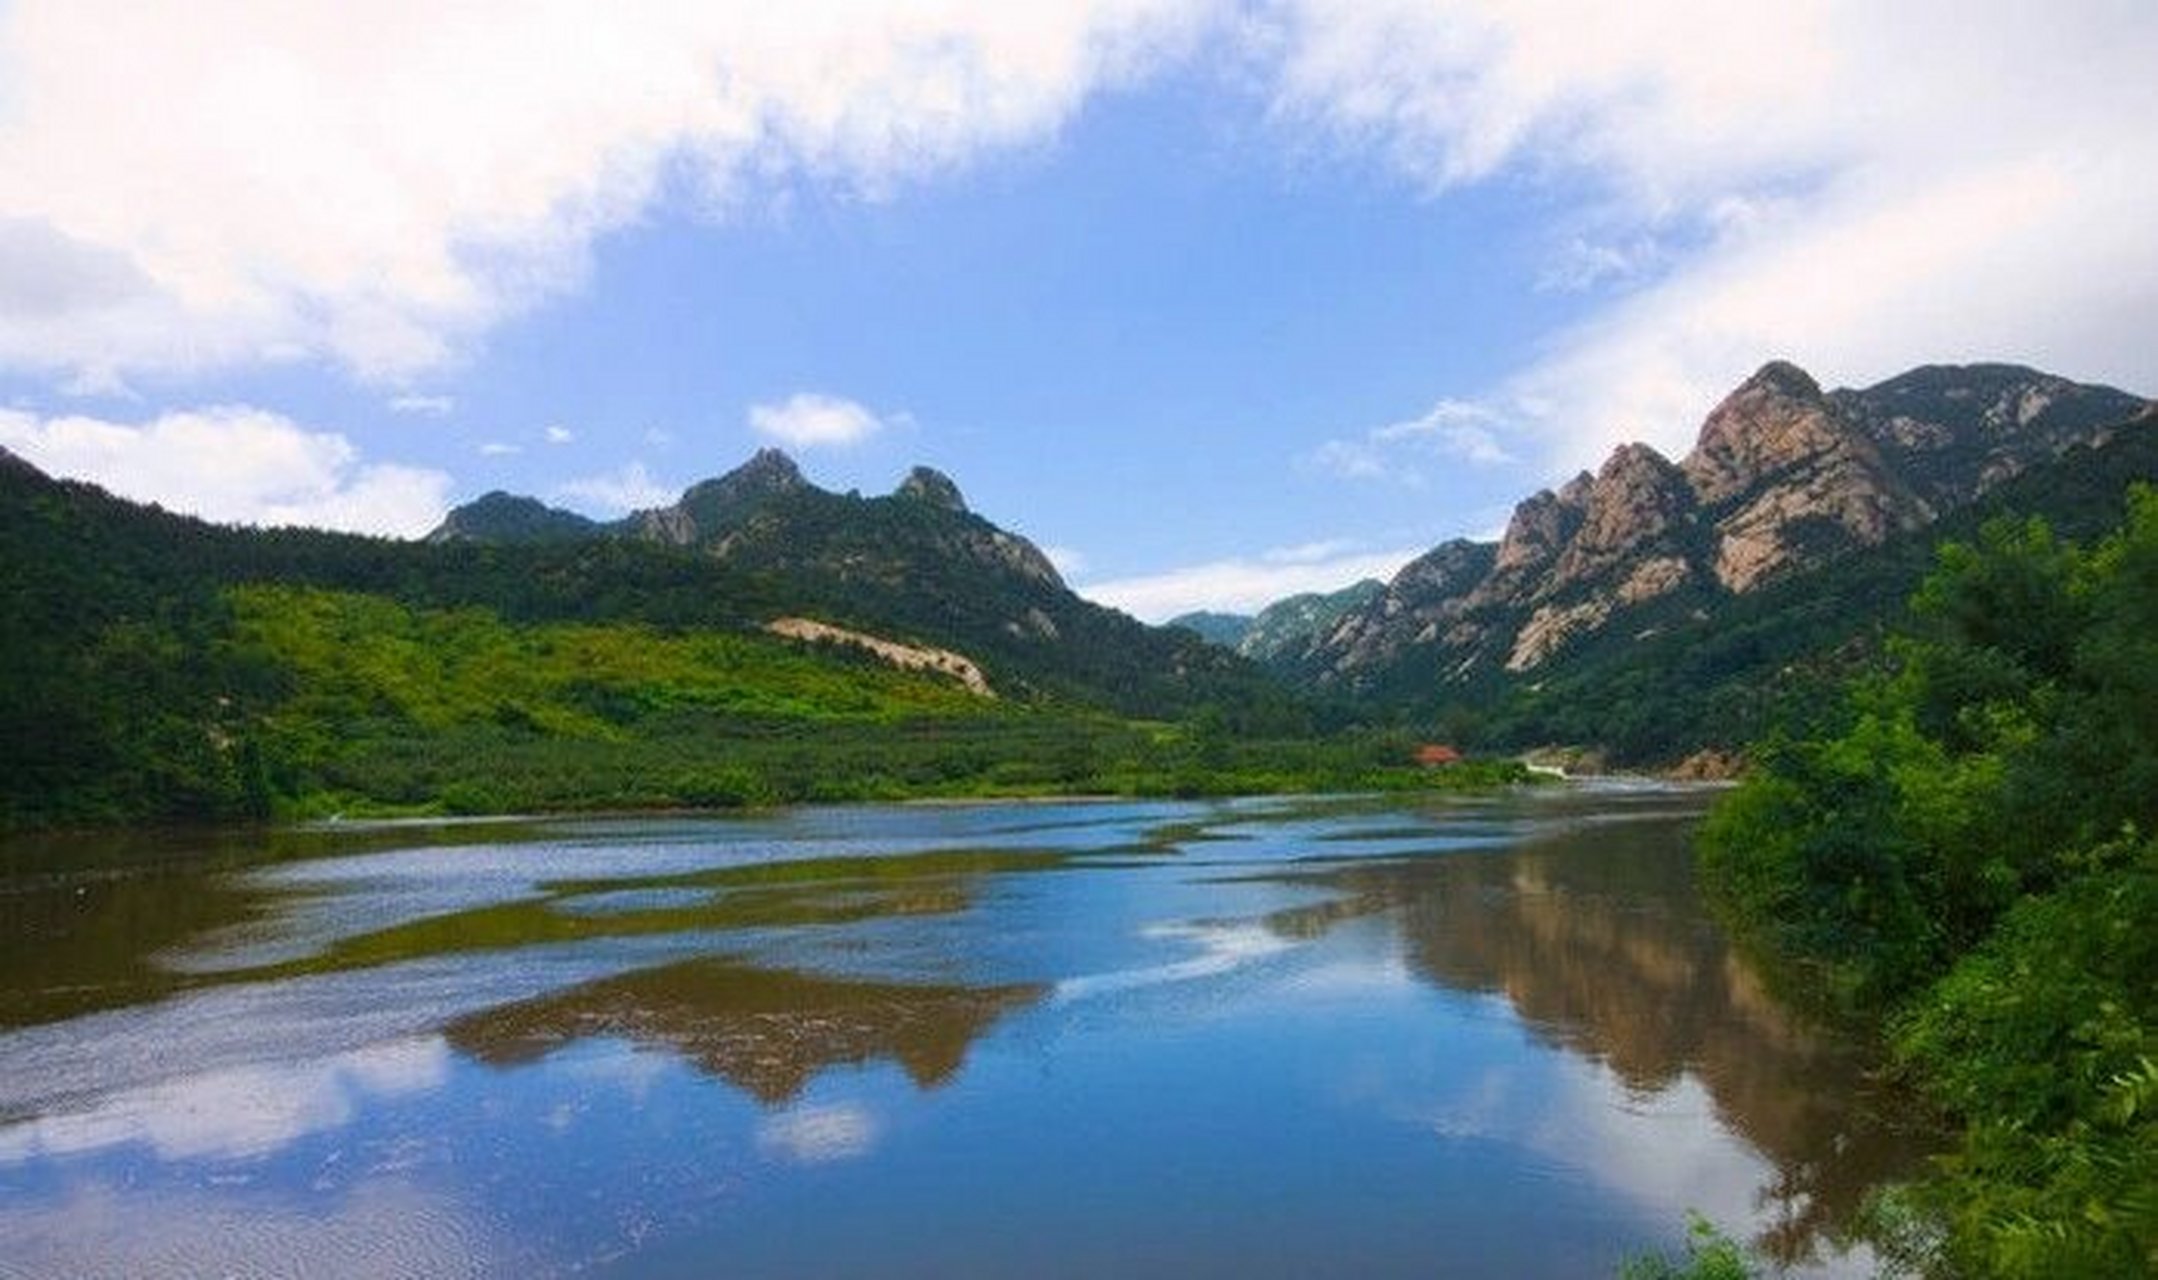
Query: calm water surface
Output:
[[0, 784, 1931, 1277]]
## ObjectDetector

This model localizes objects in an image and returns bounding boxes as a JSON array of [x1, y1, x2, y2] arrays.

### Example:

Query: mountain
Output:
[[1293, 361, 2148, 698], [0, 448, 1318, 827], [1169, 579, 1387, 665], [426, 491, 600, 544], [1479, 414, 2158, 766], [1167, 611, 1254, 648], [1237, 579, 1387, 665], [431, 449, 1063, 588], [426, 449, 1290, 722]]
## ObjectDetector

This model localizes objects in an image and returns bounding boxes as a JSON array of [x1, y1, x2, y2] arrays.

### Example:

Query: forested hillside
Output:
[[0, 454, 1479, 828]]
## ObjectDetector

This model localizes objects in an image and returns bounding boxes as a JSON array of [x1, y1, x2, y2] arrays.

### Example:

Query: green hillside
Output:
[[0, 460, 1509, 827]]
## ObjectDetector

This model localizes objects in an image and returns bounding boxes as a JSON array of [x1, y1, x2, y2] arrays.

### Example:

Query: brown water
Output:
[[0, 783, 1932, 1277]]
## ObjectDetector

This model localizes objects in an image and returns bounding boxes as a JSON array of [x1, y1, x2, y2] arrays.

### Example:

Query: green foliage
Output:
[[1889, 851, 2158, 1279], [3, 453, 1378, 826], [1620, 1214, 1760, 1280], [1698, 485, 2158, 1276]]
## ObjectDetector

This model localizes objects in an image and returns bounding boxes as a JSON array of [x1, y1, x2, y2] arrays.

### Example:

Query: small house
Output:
[[1415, 744, 1463, 768]]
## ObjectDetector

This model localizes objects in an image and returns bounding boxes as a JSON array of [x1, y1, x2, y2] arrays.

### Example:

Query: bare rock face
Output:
[[1311, 539, 1497, 683], [1485, 472, 1593, 590], [1681, 361, 1929, 592], [1681, 360, 1836, 505], [1296, 358, 2148, 690], [983, 529, 1064, 589], [1550, 444, 1696, 594], [1499, 445, 1701, 670]]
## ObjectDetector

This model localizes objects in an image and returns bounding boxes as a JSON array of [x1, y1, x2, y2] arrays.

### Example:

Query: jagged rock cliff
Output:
[[1299, 360, 2148, 691], [1683, 361, 1927, 593]]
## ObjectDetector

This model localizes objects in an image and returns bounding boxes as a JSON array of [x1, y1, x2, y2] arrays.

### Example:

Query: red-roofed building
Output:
[[1415, 744, 1463, 768]]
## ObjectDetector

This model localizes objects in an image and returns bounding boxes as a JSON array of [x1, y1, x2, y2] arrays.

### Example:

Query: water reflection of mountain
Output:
[[0, 819, 562, 1030], [0, 831, 276, 1029], [446, 958, 1044, 1104], [1265, 812, 1934, 1264]]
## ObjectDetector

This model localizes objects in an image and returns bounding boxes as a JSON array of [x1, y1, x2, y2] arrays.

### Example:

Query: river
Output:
[[0, 783, 1930, 1277]]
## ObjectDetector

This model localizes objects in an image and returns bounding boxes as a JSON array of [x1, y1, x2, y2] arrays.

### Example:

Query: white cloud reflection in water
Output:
[[0, 1036, 449, 1165], [756, 1101, 881, 1166], [0, 1180, 494, 1280]]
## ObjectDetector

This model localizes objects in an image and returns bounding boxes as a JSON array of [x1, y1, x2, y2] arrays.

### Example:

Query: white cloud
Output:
[[477, 441, 520, 456], [756, 1101, 880, 1166], [1267, 0, 2158, 471], [555, 461, 674, 514], [388, 393, 454, 416], [748, 392, 889, 448], [0, 1, 1217, 384], [543, 424, 575, 445], [1308, 398, 1514, 484], [0, 404, 452, 535], [1079, 539, 1415, 621]]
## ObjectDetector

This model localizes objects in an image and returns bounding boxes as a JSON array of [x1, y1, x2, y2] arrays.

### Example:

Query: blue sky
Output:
[[1, 3, 2154, 618]]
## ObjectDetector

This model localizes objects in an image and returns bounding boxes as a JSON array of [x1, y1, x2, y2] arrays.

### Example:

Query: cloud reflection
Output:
[[757, 1102, 881, 1166], [0, 1037, 449, 1164], [0, 1180, 492, 1280], [1053, 922, 1298, 1002]]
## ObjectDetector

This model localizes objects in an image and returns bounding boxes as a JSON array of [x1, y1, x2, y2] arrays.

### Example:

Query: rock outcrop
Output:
[[896, 466, 968, 513], [1684, 362, 1927, 592], [632, 447, 807, 546], [767, 617, 995, 697], [1314, 540, 1498, 682], [1297, 360, 2150, 690]]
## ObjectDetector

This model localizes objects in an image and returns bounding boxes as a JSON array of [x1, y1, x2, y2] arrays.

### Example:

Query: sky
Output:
[[0, 2, 2153, 621]]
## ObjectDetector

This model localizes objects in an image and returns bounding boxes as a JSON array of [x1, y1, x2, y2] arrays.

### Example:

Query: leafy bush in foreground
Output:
[[1698, 487, 2158, 1276]]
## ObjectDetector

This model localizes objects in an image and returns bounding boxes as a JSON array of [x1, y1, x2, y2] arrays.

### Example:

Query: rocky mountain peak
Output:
[[1832, 363, 2152, 508], [1292, 358, 2142, 689], [1565, 444, 1691, 566], [659, 447, 809, 543], [1500, 444, 1703, 672], [1393, 538, 1497, 599], [731, 447, 807, 492], [1490, 471, 1593, 579], [896, 466, 968, 513], [1681, 359, 1847, 506], [1743, 359, 1824, 401]]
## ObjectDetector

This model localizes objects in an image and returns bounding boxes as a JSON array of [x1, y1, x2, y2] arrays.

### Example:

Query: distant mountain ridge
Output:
[[1170, 579, 1386, 665], [423, 448, 1295, 722], [433, 448, 1064, 590], [1292, 361, 2149, 695]]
